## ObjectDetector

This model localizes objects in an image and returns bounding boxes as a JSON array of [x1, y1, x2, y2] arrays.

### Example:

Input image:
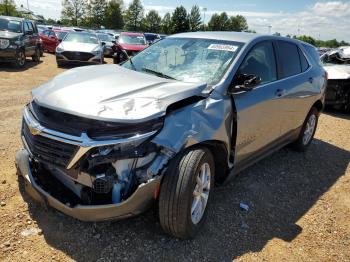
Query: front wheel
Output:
[[291, 107, 319, 151], [13, 50, 26, 68], [159, 147, 214, 239]]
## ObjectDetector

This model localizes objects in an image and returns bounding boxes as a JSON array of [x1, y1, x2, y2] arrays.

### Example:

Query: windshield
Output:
[[56, 31, 68, 40], [119, 34, 146, 45], [63, 32, 99, 44], [0, 19, 22, 33], [97, 33, 114, 42], [123, 37, 243, 85]]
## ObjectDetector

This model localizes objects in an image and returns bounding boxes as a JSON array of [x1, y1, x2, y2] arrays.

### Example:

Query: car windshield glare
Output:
[[64, 33, 99, 44], [119, 35, 146, 45], [98, 33, 114, 42], [0, 19, 22, 33], [122, 37, 243, 85]]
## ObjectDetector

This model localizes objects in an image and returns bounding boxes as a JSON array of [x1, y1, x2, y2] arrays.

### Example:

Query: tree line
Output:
[[59, 0, 250, 34]]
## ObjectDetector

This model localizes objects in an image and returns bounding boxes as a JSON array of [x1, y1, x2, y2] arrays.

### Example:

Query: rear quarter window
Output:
[[302, 44, 322, 67], [277, 41, 302, 78]]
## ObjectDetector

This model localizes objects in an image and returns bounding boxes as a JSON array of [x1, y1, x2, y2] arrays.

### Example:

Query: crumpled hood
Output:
[[0, 31, 21, 40], [32, 64, 208, 123], [59, 42, 100, 53], [323, 64, 350, 80]]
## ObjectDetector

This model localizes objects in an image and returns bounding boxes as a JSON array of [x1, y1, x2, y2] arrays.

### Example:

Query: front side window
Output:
[[277, 41, 302, 78], [236, 41, 277, 85], [123, 37, 243, 85]]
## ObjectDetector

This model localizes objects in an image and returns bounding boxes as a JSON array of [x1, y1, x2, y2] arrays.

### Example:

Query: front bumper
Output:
[[16, 149, 161, 221], [56, 52, 102, 64], [0, 48, 17, 62]]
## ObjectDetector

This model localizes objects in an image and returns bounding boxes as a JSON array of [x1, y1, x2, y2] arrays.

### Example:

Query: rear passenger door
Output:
[[275, 41, 314, 136], [233, 41, 286, 164]]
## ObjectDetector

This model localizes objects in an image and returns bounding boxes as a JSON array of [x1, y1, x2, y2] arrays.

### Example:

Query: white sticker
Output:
[[208, 44, 238, 52]]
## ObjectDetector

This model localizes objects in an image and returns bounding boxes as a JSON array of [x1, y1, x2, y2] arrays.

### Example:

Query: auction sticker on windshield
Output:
[[208, 44, 238, 52]]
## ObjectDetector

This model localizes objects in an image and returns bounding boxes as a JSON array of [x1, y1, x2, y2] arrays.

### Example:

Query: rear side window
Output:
[[237, 41, 277, 85], [277, 41, 301, 78], [298, 48, 309, 72], [302, 44, 321, 66]]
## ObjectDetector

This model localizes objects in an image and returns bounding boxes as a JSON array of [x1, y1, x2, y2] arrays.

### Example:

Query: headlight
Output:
[[56, 46, 64, 52], [0, 39, 9, 49]]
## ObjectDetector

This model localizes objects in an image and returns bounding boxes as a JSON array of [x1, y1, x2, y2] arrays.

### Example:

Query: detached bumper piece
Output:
[[16, 149, 160, 221]]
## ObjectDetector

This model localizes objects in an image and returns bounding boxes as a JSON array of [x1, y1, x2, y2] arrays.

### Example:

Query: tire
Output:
[[57, 61, 63, 67], [291, 107, 319, 151], [159, 147, 215, 239], [13, 50, 26, 68], [32, 47, 41, 62]]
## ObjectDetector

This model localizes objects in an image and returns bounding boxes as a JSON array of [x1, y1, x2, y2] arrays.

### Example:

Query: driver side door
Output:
[[232, 40, 286, 166]]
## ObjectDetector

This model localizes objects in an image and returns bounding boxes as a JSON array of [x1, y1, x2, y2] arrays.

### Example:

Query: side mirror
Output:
[[228, 74, 261, 94]]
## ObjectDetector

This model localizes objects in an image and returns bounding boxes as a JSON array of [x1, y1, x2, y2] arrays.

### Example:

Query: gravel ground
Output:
[[0, 54, 349, 262]]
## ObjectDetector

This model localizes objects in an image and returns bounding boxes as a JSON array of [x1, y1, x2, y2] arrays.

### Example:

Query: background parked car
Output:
[[0, 15, 41, 68], [321, 46, 350, 112], [113, 31, 148, 64], [40, 29, 69, 53], [97, 33, 117, 56], [56, 31, 104, 66], [144, 33, 161, 44]]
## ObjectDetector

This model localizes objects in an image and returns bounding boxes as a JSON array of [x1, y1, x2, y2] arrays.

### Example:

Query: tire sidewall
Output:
[[15, 50, 25, 68], [299, 107, 319, 148], [183, 148, 215, 237]]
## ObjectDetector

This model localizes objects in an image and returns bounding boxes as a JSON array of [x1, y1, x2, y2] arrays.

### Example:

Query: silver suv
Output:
[[16, 32, 326, 239]]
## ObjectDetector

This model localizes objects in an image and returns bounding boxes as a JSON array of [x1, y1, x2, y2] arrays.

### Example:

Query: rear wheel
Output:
[[159, 147, 214, 239], [291, 107, 319, 151], [32, 47, 41, 62], [13, 50, 26, 68]]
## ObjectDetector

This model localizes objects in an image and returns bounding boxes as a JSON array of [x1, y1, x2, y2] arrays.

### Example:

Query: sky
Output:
[[14, 0, 350, 42]]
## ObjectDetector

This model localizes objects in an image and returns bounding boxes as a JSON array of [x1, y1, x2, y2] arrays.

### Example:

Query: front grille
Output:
[[29, 102, 163, 140], [62, 51, 94, 61], [22, 121, 78, 168]]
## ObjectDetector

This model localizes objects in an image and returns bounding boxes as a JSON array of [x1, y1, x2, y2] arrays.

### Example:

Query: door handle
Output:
[[308, 77, 313, 84], [275, 89, 286, 97]]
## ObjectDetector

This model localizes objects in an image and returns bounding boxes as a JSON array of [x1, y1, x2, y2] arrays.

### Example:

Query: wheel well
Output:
[[312, 100, 324, 112], [199, 141, 229, 184]]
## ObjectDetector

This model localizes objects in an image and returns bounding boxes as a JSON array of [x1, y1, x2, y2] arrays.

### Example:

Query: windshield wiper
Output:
[[141, 67, 176, 80]]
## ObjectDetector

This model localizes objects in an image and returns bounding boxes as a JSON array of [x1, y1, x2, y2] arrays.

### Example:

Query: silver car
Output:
[[16, 32, 326, 239], [56, 32, 104, 66]]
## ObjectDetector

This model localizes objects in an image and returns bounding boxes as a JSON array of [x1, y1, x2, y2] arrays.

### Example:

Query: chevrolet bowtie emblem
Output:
[[28, 124, 42, 136]]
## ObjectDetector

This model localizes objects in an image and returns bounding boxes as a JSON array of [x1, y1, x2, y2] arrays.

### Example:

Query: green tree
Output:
[[188, 5, 201, 32], [61, 0, 85, 26], [208, 12, 229, 31], [143, 10, 161, 33], [228, 15, 248, 31], [171, 6, 189, 33], [124, 0, 144, 31], [296, 35, 316, 46], [104, 0, 124, 29], [0, 0, 18, 16], [161, 12, 172, 34], [87, 0, 107, 28]]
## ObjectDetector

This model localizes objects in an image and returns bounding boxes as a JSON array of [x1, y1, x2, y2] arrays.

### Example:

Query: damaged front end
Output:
[[322, 46, 350, 110], [16, 101, 172, 221]]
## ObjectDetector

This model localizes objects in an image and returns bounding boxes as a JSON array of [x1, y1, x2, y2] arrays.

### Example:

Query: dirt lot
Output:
[[0, 54, 349, 262]]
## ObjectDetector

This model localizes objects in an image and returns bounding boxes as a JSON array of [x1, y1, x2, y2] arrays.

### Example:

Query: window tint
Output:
[[277, 41, 301, 78], [298, 48, 309, 72], [302, 44, 321, 66], [236, 41, 277, 85]]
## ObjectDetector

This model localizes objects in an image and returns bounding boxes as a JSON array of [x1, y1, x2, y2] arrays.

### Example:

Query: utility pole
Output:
[[27, 0, 30, 10]]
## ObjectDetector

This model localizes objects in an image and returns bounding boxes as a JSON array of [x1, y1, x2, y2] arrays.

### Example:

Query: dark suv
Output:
[[0, 16, 41, 68]]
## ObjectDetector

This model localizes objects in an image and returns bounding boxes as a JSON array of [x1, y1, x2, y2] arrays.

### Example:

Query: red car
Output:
[[40, 29, 69, 53], [113, 32, 148, 64]]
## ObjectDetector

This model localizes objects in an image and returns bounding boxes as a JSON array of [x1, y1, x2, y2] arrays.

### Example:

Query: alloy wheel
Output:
[[303, 114, 316, 145]]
